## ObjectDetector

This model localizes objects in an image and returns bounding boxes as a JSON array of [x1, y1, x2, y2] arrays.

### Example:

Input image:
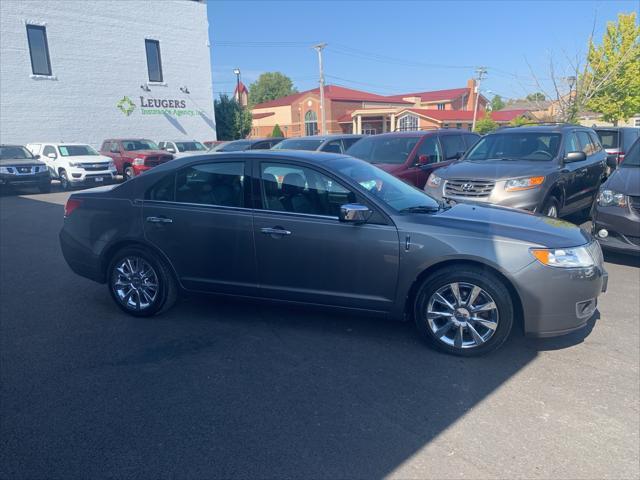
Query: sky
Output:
[[207, 0, 638, 101]]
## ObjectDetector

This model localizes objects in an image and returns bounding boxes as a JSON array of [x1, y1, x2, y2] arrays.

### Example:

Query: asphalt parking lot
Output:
[[1, 186, 638, 480]]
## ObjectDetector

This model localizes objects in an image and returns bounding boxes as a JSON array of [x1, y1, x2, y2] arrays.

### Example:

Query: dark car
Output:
[[60, 151, 607, 357], [272, 134, 363, 153], [100, 139, 174, 180], [424, 125, 607, 218], [216, 138, 283, 152], [594, 127, 640, 172], [346, 129, 480, 189], [591, 138, 640, 253], [0, 144, 51, 193]]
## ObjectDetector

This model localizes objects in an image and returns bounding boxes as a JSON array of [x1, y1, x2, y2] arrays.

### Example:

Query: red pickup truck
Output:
[[99, 139, 174, 180]]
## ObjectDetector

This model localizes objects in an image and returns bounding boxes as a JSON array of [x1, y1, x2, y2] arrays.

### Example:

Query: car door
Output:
[[412, 135, 446, 189], [42, 145, 58, 175], [572, 130, 601, 210], [142, 159, 257, 294], [561, 131, 589, 212], [252, 159, 400, 311]]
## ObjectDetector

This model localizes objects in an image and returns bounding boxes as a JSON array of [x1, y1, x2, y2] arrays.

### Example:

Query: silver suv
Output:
[[424, 125, 607, 217]]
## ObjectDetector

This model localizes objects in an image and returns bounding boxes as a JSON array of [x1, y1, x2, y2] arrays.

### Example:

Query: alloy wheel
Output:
[[426, 282, 499, 349], [546, 205, 558, 217], [112, 256, 159, 311]]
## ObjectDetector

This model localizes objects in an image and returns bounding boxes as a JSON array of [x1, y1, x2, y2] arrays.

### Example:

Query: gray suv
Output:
[[424, 125, 607, 217]]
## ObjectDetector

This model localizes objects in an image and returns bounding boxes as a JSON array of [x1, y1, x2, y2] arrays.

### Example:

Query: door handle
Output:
[[261, 227, 291, 236], [146, 216, 173, 224]]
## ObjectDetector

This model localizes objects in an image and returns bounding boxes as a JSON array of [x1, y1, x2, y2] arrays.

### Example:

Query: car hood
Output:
[[603, 166, 640, 196], [407, 202, 591, 248], [0, 158, 46, 167], [435, 160, 557, 181], [63, 155, 112, 163], [122, 150, 167, 158]]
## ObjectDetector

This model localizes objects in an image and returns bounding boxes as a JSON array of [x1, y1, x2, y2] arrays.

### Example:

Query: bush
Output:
[[271, 124, 283, 137]]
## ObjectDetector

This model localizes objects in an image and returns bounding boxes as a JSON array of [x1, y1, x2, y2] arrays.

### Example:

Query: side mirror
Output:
[[34, 154, 40, 159], [564, 151, 586, 163], [47, 153, 57, 159], [417, 154, 430, 166], [339, 203, 372, 224]]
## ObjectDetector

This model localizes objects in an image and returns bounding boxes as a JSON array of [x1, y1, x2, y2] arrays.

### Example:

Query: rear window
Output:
[[219, 141, 253, 152], [595, 130, 619, 149], [346, 135, 420, 164]]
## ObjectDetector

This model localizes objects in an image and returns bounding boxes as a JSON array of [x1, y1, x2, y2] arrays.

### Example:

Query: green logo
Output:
[[117, 96, 136, 116]]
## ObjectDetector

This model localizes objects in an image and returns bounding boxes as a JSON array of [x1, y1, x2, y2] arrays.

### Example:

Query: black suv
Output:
[[424, 124, 607, 218], [0, 144, 51, 193]]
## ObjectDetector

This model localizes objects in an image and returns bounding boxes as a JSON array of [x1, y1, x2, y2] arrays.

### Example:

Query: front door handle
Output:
[[146, 216, 173, 224], [261, 227, 291, 236]]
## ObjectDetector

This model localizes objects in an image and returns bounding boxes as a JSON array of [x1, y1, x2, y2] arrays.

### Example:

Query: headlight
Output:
[[597, 189, 626, 207], [38, 165, 49, 173], [68, 161, 82, 167], [505, 176, 544, 192], [0, 166, 15, 174], [133, 157, 145, 166], [426, 174, 442, 188], [530, 245, 595, 268]]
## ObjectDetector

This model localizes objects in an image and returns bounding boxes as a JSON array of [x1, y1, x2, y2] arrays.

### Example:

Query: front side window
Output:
[[466, 132, 562, 161], [260, 163, 355, 217], [347, 135, 420, 165], [304, 110, 318, 136], [43, 145, 57, 158], [175, 141, 206, 152], [123, 140, 159, 151], [398, 114, 419, 132], [58, 145, 99, 156], [416, 137, 442, 163], [576, 131, 596, 156], [588, 132, 602, 152], [26, 25, 52, 76], [174, 162, 244, 207], [321, 140, 343, 153], [440, 135, 466, 160], [564, 133, 580, 154], [145, 39, 163, 82]]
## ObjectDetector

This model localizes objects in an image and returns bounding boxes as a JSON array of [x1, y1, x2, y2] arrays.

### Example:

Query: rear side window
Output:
[[342, 137, 361, 150], [175, 162, 244, 207], [146, 173, 176, 202], [321, 140, 343, 153], [596, 130, 619, 149], [463, 134, 480, 149], [440, 135, 466, 160]]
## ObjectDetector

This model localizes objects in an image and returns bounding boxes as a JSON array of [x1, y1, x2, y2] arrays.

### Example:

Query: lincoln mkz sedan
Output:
[[60, 151, 608, 356]]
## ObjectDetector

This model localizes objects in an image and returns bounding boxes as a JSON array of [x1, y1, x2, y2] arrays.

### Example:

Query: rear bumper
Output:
[[59, 229, 105, 283]]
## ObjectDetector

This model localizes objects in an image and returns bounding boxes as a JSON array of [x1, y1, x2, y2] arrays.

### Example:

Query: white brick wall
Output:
[[0, 0, 216, 147]]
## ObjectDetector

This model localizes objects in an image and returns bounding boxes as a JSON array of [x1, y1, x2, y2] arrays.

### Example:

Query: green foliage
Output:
[[474, 113, 499, 134], [249, 72, 297, 106], [583, 12, 640, 125], [271, 124, 284, 137], [526, 92, 546, 102], [509, 115, 532, 126], [214, 94, 252, 140], [490, 95, 505, 111]]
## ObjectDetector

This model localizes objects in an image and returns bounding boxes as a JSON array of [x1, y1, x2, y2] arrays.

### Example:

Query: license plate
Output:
[[95, 177, 104, 182]]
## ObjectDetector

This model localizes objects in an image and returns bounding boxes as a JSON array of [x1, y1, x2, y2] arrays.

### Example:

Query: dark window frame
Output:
[[145, 39, 163, 83], [26, 24, 52, 76]]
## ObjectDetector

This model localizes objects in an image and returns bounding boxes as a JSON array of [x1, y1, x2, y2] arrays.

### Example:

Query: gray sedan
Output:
[[59, 151, 607, 356]]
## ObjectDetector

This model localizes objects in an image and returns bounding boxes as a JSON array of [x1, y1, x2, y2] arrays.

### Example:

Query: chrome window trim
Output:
[[142, 199, 251, 213]]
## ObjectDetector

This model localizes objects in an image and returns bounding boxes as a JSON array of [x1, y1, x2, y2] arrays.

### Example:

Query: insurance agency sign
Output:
[[116, 96, 201, 117]]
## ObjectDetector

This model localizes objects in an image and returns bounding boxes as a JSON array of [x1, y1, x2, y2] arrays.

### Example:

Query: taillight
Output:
[[64, 198, 83, 217], [617, 152, 625, 164]]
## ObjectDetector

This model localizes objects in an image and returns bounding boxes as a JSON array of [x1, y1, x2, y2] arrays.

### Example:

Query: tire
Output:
[[413, 266, 514, 356], [59, 170, 71, 191], [38, 181, 52, 193], [107, 246, 177, 317], [123, 165, 134, 181], [541, 196, 560, 218]]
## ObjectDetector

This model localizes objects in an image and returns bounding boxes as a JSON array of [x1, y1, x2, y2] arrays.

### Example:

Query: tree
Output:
[[271, 124, 284, 137], [526, 92, 546, 102], [214, 94, 252, 140], [583, 12, 640, 125], [474, 113, 498, 134], [249, 72, 297, 106], [509, 115, 532, 126], [490, 95, 505, 111]]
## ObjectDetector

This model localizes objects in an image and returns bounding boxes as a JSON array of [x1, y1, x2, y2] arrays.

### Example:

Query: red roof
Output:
[[252, 111, 275, 120], [385, 87, 469, 103], [337, 111, 354, 123], [234, 81, 248, 95], [402, 108, 528, 122], [490, 109, 529, 121]]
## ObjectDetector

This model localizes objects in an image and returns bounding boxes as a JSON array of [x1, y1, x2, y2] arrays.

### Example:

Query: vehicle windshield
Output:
[[175, 141, 207, 152], [0, 146, 34, 160], [346, 135, 421, 164], [59, 145, 99, 156], [595, 130, 619, 149], [620, 139, 639, 167], [272, 139, 324, 151], [466, 132, 561, 161], [122, 140, 159, 151], [332, 157, 440, 212], [219, 141, 252, 152]]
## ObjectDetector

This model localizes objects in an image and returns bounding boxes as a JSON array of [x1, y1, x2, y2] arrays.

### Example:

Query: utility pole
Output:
[[313, 43, 327, 135], [233, 68, 241, 105], [471, 66, 487, 132]]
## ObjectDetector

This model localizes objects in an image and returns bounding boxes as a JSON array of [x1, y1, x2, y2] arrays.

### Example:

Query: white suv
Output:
[[158, 140, 208, 158], [26, 143, 117, 190]]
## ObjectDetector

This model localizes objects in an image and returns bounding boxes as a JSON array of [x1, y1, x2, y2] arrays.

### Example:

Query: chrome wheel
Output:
[[112, 256, 159, 311], [546, 205, 558, 217], [426, 282, 499, 349]]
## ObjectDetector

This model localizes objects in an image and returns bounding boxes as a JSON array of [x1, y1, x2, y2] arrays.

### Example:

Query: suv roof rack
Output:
[[496, 121, 580, 130]]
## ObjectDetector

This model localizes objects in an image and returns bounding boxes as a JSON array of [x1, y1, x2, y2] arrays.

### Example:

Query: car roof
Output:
[[370, 129, 474, 138], [29, 142, 93, 146], [282, 134, 364, 141], [0, 144, 27, 148], [103, 138, 154, 142], [494, 124, 595, 134], [594, 126, 639, 131]]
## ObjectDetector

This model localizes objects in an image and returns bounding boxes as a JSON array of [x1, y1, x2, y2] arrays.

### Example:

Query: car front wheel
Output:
[[414, 266, 514, 356], [108, 247, 177, 317], [123, 165, 134, 181], [59, 170, 71, 191]]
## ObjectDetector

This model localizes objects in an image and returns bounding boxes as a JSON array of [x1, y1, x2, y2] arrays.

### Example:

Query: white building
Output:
[[0, 0, 216, 148]]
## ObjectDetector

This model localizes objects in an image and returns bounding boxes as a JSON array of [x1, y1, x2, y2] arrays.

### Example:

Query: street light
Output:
[[233, 68, 241, 103]]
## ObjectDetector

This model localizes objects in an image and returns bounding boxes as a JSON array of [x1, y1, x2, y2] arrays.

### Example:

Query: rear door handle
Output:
[[146, 216, 173, 224], [261, 227, 291, 236]]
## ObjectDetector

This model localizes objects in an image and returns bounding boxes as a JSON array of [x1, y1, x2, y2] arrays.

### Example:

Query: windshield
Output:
[[272, 139, 324, 151], [219, 141, 252, 152], [466, 132, 561, 161], [595, 130, 619, 149], [346, 135, 420, 164], [122, 140, 159, 151], [175, 141, 206, 152], [0, 146, 34, 160], [332, 157, 439, 212], [59, 145, 98, 156], [620, 139, 639, 167]]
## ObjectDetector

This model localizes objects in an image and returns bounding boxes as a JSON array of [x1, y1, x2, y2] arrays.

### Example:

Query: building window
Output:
[[363, 128, 377, 135], [635, 118, 640, 127], [443, 123, 450, 129], [26, 25, 52, 76], [456, 123, 462, 129], [437, 103, 446, 110], [398, 114, 419, 131], [305, 110, 318, 136], [145, 39, 163, 82]]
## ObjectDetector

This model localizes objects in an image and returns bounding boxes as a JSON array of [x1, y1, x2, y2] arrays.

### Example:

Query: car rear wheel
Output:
[[413, 266, 514, 356], [123, 165, 134, 181], [108, 247, 177, 317]]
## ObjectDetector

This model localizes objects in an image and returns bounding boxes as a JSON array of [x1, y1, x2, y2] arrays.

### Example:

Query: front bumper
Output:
[[591, 204, 640, 253], [425, 183, 541, 212], [0, 171, 50, 187], [513, 255, 607, 338], [68, 171, 117, 187]]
